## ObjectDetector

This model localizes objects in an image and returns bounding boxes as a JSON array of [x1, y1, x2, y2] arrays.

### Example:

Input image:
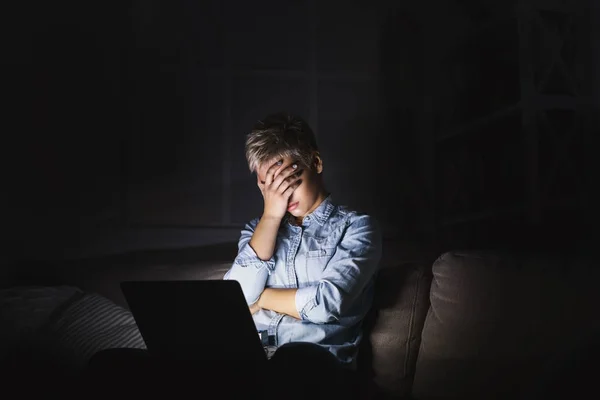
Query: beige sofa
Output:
[[366, 248, 599, 399]]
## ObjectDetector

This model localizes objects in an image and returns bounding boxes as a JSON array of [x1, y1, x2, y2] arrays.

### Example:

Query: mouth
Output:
[[287, 201, 299, 211]]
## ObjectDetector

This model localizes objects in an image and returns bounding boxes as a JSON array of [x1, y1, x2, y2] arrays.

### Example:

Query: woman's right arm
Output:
[[223, 216, 281, 305]]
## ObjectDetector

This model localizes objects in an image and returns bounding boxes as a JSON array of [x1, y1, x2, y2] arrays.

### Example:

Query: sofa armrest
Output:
[[361, 262, 432, 398]]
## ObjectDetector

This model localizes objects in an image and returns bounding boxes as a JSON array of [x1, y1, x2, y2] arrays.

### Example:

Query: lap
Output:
[[87, 348, 259, 398], [270, 342, 357, 398], [86, 342, 360, 399]]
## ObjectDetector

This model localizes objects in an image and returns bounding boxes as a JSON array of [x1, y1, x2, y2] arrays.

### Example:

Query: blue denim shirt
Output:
[[223, 195, 382, 365]]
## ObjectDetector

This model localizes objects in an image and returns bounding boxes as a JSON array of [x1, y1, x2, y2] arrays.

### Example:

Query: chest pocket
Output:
[[304, 247, 336, 283]]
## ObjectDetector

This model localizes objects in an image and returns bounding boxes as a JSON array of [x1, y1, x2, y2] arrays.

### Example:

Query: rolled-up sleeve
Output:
[[223, 218, 276, 305], [295, 214, 382, 324]]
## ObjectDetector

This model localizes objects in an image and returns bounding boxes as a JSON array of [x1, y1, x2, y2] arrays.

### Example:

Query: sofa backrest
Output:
[[412, 250, 600, 399]]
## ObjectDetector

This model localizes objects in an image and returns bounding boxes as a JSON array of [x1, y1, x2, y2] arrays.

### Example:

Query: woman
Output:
[[88, 112, 382, 400]]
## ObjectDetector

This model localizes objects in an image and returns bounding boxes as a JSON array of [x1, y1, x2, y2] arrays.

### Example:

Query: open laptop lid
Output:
[[120, 280, 267, 364]]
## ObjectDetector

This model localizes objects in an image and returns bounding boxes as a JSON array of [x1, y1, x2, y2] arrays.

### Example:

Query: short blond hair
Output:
[[245, 112, 319, 173]]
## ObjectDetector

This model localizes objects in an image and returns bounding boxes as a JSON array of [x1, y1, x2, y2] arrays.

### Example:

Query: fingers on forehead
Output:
[[259, 159, 283, 177]]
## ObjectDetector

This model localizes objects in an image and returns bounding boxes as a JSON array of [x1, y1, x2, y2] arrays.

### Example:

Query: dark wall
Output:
[[4, 0, 428, 260], [124, 0, 420, 231], [2, 0, 598, 265], [3, 1, 131, 261]]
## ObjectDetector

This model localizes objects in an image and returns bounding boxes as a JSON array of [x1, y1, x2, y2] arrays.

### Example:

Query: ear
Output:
[[313, 152, 323, 174]]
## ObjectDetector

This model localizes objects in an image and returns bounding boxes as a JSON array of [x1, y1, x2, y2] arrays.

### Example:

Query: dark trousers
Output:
[[84, 342, 363, 400]]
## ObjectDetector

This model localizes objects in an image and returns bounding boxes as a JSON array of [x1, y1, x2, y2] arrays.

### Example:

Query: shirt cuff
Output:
[[234, 243, 276, 274], [295, 285, 318, 320]]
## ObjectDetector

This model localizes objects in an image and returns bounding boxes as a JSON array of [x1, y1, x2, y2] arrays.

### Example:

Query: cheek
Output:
[[300, 174, 316, 190], [296, 181, 314, 198]]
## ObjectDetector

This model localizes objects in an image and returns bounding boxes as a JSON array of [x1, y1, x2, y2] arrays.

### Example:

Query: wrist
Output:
[[260, 214, 284, 223], [249, 301, 261, 315]]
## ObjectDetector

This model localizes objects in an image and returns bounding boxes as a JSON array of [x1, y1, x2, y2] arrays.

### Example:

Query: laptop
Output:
[[120, 279, 268, 365]]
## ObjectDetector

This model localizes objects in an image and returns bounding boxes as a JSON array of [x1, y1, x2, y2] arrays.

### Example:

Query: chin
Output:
[[288, 206, 302, 216]]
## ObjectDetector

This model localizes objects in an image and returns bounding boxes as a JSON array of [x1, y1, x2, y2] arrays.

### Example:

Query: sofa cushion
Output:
[[361, 262, 432, 398], [412, 250, 600, 399], [0, 285, 83, 361]]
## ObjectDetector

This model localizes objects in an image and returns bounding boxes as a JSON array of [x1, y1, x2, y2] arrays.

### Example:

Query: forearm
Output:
[[257, 288, 300, 319], [249, 216, 281, 261]]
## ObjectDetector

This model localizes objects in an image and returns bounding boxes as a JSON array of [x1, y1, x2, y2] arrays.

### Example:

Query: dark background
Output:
[[2, 0, 599, 271]]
